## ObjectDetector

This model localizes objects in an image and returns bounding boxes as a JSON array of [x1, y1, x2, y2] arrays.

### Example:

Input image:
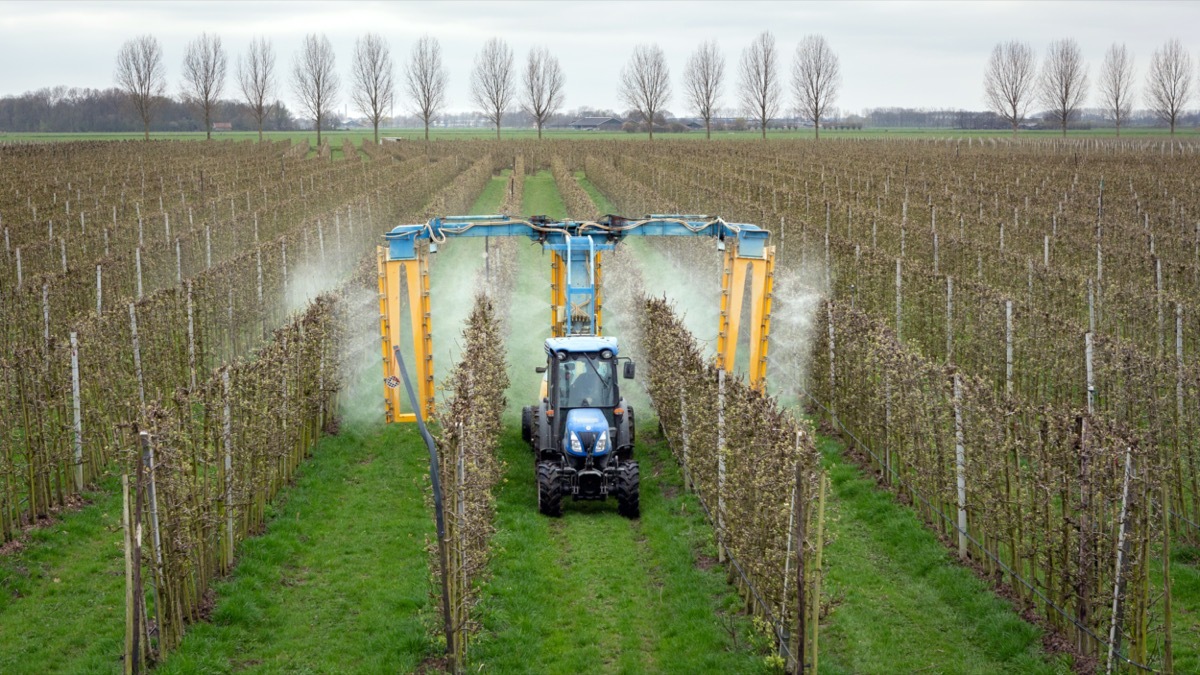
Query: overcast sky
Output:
[[2, 0, 1197, 118]]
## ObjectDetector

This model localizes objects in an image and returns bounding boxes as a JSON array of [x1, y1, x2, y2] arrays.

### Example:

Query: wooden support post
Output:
[[1105, 449, 1134, 675], [129, 303, 145, 407], [71, 332, 83, 492], [717, 369, 727, 564], [186, 282, 196, 391], [122, 474, 137, 675], [223, 369, 234, 569], [790, 446, 806, 675], [811, 472, 827, 674], [953, 372, 968, 560]]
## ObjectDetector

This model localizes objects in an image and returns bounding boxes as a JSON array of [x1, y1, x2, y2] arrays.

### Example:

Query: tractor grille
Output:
[[576, 431, 598, 450]]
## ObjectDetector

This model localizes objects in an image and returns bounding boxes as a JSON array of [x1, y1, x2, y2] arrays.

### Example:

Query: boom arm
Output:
[[378, 214, 774, 423]]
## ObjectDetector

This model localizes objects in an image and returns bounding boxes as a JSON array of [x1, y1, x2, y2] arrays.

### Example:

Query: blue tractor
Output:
[[522, 336, 639, 518]]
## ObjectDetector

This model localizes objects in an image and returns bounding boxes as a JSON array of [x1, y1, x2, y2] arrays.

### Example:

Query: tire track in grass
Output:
[[470, 170, 765, 673]]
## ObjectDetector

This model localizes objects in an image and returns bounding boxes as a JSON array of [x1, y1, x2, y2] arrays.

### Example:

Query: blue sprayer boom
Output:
[[378, 213, 775, 517]]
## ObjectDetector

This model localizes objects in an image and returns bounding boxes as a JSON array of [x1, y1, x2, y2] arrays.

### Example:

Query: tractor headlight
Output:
[[594, 432, 608, 454], [569, 431, 582, 454]]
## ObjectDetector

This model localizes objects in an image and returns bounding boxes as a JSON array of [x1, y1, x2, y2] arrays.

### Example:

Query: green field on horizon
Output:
[[2, 125, 1197, 144]]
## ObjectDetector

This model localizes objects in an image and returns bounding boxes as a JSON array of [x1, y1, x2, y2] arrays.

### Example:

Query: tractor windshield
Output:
[[556, 354, 617, 409]]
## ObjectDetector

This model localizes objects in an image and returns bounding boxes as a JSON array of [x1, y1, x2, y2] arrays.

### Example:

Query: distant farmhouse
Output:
[[212, 122, 233, 132], [568, 116, 623, 131]]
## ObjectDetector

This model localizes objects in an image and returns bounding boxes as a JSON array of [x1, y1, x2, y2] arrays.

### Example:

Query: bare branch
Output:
[[1099, 43, 1134, 136], [792, 34, 840, 140], [983, 40, 1036, 136], [619, 43, 671, 140], [405, 35, 448, 141], [351, 33, 395, 144], [1146, 38, 1193, 136], [684, 39, 724, 140], [522, 47, 565, 139], [739, 32, 781, 139], [291, 33, 339, 147], [181, 33, 227, 141], [237, 37, 276, 142], [1038, 38, 1089, 137], [114, 35, 166, 141], [470, 37, 515, 140]]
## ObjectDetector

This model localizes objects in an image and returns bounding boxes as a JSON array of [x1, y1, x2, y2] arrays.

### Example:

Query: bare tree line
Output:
[[677, 31, 842, 140], [985, 36, 1196, 136], [110, 31, 1200, 141]]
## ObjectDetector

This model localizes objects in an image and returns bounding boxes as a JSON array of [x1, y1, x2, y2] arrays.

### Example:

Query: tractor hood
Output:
[[563, 408, 610, 456]]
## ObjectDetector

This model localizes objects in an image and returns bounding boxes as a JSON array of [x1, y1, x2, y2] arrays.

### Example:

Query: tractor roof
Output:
[[544, 336, 619, 356]]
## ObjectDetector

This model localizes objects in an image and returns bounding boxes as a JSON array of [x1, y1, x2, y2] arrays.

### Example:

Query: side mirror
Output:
[[623, 361, 635, 379], [535, 366, 547, 373]]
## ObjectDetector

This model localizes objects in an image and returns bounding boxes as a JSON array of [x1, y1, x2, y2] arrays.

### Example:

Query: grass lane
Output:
[[469, 169, 767, 673], [157, 424, 437, 674], [577, 167, 1071, 673], [817, 437, 1069, 674], [0, 476, 125, 673], [157, 169, 514, 672]]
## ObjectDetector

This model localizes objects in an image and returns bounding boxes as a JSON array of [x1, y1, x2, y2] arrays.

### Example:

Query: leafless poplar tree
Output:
[[470, 37, 515, 140], [405, 35, 448, 141], [619, 44, 671, 140], [291, 33, 339, 146], [1146, 38, 1194, 136], [739, 32, 781, 139], [237, 37, 276, 142], [1099, 43, 1135, 137], [1038, 38, 1089, 137], [792, 34, 841, 140], [684, 40, 724, 140], [983, 41, 1036, 136], [351, 33, 395, 144], [522, 47, 565, 140], [181, 33, 227, 140], [114, 35, 166, 141]]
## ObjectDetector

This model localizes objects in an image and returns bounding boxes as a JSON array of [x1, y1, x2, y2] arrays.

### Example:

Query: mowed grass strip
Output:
[[817, 435, 1069, 675], [157, 423, 436, 674], [469, 169, 767, 672], [160, 160, 512, 673], [0, 476, 126, 673]]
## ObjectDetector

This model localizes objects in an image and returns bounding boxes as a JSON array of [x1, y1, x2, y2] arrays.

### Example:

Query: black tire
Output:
[[537, 461, 563, 517], [521, 406, 534, 444], [614, 461, 640, 519], [626, 405, 636, 445]]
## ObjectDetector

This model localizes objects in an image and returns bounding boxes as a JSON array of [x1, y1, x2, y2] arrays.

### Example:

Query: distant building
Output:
[[568, 116, 623, 131], [212, 122, 233, 132]]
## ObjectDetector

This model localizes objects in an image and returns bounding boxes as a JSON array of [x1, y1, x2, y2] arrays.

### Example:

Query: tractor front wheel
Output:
[[521, 406, 535, 445], [537, 461, 563, 517], [614, 461, 640, 519]]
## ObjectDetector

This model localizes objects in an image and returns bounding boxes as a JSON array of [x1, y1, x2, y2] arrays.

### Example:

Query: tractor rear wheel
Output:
[[614, 461, 640, 519], [537, 461, 563, 517]]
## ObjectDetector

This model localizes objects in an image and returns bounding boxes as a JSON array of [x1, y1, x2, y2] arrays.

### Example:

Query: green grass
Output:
[[522, 169, 570, 217], [470, 425, 770, 674], [816, 435, 1069, 675], [0, 474, 127, 673], [158, 156, 513, 673], [468, 192, 768, 670], [156, 423, 437, 674], [1163, 550, 1200, 672], [576, 171, 617, 214]]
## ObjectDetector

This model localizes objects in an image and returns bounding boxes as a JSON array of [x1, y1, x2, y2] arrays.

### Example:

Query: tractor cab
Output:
[[522, 336, 639, 518]]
